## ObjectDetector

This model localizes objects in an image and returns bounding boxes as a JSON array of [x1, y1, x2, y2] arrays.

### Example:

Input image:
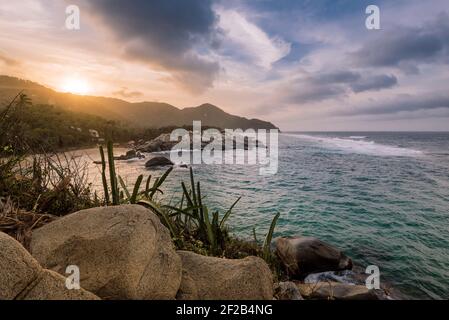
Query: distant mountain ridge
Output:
[[0, 75, 278, 130]]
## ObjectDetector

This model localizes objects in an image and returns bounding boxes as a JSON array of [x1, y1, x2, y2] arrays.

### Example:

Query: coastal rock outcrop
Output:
[[137, 132, 264, 154], [176, 251, 273, 300], [297, 282, 378, 300], [145, 156, 174, 168], [138, 133, 177, 153], [30, 205, 182, 300], [114, 150, 145, 161], [275, 236, 352, 278], [0, 232, 98, 300]]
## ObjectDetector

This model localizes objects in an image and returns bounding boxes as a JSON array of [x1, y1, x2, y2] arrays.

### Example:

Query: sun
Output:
[[61, 77, 90, 95]]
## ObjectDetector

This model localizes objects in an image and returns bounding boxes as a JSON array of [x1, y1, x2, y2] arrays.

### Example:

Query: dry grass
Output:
[[0, 197, 57, 250]]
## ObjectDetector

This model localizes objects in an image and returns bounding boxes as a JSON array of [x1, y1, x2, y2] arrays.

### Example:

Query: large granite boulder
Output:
[[0, 232, 98, 300], [275, 236, 352, 278], [297, 282, 378, 300], [21, 269, 100, 300], [30, 205, 182, 300], [176, 251, 273, 300], [176, 271, 199, 300]]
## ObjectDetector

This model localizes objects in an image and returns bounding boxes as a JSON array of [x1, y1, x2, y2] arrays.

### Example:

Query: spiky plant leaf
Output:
[[118, 175, 131, 200], [130, 175, 143, 204], [263, 212, 280, 262], [220, 196, 241, 228]]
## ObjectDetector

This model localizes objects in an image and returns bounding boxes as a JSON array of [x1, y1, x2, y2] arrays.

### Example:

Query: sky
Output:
[[1, 0, 449, 131]]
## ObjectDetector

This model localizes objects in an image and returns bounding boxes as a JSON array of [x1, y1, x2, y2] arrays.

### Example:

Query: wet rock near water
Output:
[[145, 156, 174, 168], [297, 282, 379, 300], [304, 267, 402, 300], [114, 150, 145, 161], [275, 236, 353, 278], [92, 150, 145, 164]]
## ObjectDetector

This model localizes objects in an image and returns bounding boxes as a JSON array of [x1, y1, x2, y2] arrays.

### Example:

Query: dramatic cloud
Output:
[[83, 0, 221, 92], [285, 71, 398, 103], [336, 93, 449, 116], [215, 8, 291, 69], [314, 71, 361, 84], [350, 74, 397, 93], [286, 80, 346, 103], [351, 13, 449, 71]]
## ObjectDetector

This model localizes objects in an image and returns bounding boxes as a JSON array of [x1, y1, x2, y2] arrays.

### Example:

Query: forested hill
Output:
[[0, 75, 278, 130]]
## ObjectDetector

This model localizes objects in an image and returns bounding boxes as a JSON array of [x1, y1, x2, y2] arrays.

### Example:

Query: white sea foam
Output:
[[283, 134, 424, 157]]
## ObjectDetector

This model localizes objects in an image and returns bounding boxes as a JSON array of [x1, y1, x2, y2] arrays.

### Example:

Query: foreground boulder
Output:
[[145, 156, 174, 168], [177, 251, 273, 300], [297, 282, 378, 300], [275, 236, 352, 278], [0, 232, 98, 300], [21, 269, 100, 300], [30, 205, 182, 300]]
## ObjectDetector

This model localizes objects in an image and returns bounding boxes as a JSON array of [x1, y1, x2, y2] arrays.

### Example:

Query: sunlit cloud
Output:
[[215, 8, 291, 69]]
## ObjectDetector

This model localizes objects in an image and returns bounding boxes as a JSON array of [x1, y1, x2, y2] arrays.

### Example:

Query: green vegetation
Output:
[[0, 92, 134, 153], [96, 142, 281, 263], [0, 92, 242, 154], [0, 75, 278, 130]]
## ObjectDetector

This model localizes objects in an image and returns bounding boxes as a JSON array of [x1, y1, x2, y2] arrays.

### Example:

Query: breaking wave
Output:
[[283, 134, 424, 157]]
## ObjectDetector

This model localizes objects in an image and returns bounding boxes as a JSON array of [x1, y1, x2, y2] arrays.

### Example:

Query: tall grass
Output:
[[99, 142, 171, 206]]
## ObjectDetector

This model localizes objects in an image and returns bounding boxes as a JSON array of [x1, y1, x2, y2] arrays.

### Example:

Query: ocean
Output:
[[79, 132, 449, 300]]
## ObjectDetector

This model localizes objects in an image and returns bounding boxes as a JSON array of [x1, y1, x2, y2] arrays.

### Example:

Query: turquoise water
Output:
[[83, 132, 449, 299]]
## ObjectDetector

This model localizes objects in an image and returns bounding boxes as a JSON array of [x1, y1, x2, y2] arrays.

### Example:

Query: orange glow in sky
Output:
[[60, 77, 91, 95]]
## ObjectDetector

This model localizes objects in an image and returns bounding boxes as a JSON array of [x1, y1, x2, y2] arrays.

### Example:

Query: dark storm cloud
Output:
[[350, 74, 397, 93], [351, 13, 449, 70], [336, 93, 449, 117], [286, 82, 346, 103], [286, 71, 397, 103], [83, 0, 221, 92], [314, 71, 361, 84]]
